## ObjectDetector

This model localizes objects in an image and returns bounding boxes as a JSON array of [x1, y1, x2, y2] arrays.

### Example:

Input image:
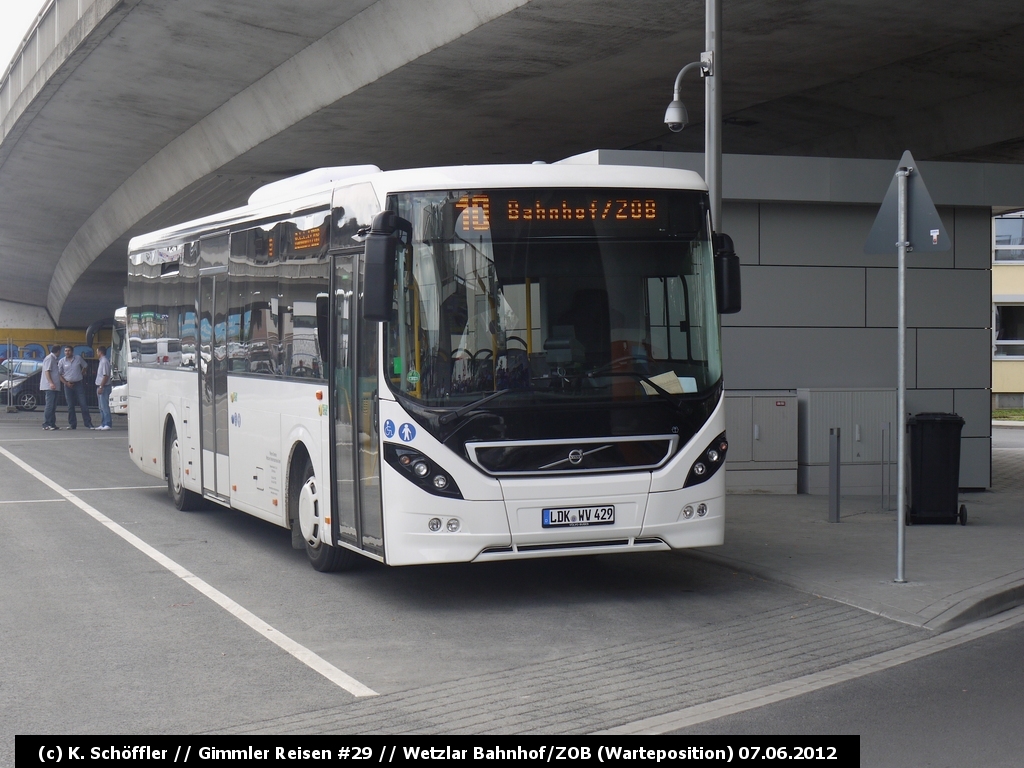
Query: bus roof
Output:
[[128, 161, 707, 253]]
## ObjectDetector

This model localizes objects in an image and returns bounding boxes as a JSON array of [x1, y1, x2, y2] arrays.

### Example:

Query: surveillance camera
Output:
[[664, 100, 688, 133]]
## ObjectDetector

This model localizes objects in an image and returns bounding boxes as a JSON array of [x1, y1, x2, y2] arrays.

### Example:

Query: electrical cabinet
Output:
[[724, 390, 798, 493], [797, 389, 897, 495]]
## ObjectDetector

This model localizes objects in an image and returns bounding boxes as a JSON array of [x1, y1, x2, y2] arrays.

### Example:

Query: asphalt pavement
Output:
[[2, 406, 1023, 744]]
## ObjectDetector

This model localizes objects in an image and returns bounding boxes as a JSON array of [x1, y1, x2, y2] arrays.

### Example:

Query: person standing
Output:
[[41, 345, 62, 430], [58, 346, 94, 430], [95, 346, 112, 430]]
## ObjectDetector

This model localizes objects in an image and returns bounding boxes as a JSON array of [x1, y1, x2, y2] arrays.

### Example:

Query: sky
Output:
[[0, 0, 48, 76]]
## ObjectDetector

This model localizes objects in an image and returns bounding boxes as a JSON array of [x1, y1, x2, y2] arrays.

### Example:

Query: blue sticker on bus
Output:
[[383, 419, 395, 439], [398, 423, 416, 442]]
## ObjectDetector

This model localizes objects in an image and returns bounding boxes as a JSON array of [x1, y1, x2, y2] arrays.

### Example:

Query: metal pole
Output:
[[705, 0, 721, 231], [881, 423, 887, 511], [829, 427, 841, 523], [896, 167, 909, 583]]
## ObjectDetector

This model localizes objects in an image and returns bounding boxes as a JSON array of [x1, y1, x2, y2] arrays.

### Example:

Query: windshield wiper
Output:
[[583, 370, 684, 414], [438, 388, 515, 425]]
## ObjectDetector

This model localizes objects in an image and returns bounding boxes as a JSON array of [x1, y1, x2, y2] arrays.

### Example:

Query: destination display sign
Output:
[[451, 189, 681, 238]]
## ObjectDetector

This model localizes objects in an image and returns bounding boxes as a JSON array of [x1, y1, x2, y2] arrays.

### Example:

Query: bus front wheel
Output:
[[291, 454, 354, 572], [166, 424, 202, 511]]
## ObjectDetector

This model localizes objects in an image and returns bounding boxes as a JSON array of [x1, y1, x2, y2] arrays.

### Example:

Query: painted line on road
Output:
[[0, 444, 378, 698], [598, 604, 1024, 734]]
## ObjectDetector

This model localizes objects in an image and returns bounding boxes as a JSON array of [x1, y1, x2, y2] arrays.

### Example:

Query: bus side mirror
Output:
[[362, 211, 411, 322], [713, 232, 742, 314]]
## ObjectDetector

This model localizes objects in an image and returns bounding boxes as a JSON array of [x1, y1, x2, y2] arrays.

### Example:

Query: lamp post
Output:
[[665, 0, 721, 231]]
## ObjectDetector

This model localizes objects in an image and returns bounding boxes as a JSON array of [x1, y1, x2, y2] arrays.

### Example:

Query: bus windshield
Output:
[[386, 188, 721, 409]]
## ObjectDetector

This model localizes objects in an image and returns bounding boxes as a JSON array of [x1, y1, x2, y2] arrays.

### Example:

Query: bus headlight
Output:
[[684, 431, 729, 488], [384, 444, 463, 499]]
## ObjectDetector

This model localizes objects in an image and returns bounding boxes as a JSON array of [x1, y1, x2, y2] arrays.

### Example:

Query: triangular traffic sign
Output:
[[864, 150, 950, 254]]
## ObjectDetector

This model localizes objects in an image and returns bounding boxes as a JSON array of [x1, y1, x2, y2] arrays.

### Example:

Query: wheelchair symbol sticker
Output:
[[398, 423, 416, 442], [383, 419, 395, 439]]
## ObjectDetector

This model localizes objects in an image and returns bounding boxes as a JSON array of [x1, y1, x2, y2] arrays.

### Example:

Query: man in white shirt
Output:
[[58, 346, 94, 430], [41, 345, 61, 430], [95, 346, 112, 430]]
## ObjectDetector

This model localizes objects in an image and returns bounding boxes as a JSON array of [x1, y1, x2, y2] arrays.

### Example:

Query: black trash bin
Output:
[[907, 412, 966, 525]]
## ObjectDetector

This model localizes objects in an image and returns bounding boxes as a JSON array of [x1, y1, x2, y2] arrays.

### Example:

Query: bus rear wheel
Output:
[[291, 454, 354, 572], [166, 424, 202, 511]]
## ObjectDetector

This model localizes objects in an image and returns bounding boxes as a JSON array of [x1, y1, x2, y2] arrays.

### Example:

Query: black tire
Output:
[[959, 504, 967, 526], [16, 391, 37, 411], [166, 424, 202, 511], [290, 453, 354, 572]]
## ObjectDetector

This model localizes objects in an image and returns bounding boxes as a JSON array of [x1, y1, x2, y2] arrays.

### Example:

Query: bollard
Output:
[[829, 427, 841, 523]]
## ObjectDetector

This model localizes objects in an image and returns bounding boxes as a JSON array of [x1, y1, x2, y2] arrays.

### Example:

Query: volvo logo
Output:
[[568, 449, 584, 465]]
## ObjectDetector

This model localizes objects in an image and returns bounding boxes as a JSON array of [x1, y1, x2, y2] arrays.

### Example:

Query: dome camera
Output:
[[664, 100, 688, 133]]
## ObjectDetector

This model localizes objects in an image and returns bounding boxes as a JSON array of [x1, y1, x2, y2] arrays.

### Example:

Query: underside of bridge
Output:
[[2, 0, 1024, 327]]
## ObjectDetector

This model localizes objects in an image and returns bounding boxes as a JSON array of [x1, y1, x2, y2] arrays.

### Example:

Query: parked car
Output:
[[0, 359, 119, 412], [0, 358, 43, 384]]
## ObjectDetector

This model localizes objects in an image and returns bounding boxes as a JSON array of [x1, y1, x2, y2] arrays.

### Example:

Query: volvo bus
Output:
[[126, 161, 740, 571]]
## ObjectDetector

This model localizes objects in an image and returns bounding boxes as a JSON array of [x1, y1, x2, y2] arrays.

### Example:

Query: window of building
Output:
[[994, 304, 1024, 357], [994, 214, 1024, 262]]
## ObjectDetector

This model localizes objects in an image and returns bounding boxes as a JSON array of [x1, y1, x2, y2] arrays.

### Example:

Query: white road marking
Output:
[[599, 604, 1024, 734], [0, 444, 377, 698]]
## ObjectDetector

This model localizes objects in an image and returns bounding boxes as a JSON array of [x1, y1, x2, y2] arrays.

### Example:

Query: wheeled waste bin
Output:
[[907, 412, 966, 525]]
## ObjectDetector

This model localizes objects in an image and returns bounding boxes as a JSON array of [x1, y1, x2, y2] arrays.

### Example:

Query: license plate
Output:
[[542, 505, 615, 527]]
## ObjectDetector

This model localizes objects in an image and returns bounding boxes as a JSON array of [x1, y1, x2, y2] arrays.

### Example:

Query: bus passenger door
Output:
[[356, 256, 383, 556], [332, 253, 358, 547], [199, 251, 230, 498]]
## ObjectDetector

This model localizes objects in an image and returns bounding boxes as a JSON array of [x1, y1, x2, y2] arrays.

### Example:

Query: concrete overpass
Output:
[[3, 0, 1024, 327]]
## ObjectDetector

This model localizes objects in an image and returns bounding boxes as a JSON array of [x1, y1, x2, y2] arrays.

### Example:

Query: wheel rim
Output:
[[298, 475, 320, 546], [18, 393, 35, 409], [169, 438, 183, 494]]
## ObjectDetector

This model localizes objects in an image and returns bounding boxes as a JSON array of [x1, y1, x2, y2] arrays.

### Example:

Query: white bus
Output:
[[126, 162, 740, 571], [109, 307, 130, 415]]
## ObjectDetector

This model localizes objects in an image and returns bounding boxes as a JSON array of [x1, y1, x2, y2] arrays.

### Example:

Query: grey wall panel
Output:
[[725, 155, 832, 202], [721, 202, 759, 265], [916, 329, 992, 389], [722, 327, 917, 389], [760, 204, 883, 267], [954, 389, 992, 438], [827, 158, 895, 204], [722, 265, 865, 328], [906, 389, 954, 416], [954, 208, 993, 270], [960, 437, 990, 489], [865, 269, 991, 328], [760, 204, 955, 269]]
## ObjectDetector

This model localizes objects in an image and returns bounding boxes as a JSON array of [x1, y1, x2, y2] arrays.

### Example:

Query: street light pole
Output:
[[705, 0, 721, 231], [665, 0, 721, 232]]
